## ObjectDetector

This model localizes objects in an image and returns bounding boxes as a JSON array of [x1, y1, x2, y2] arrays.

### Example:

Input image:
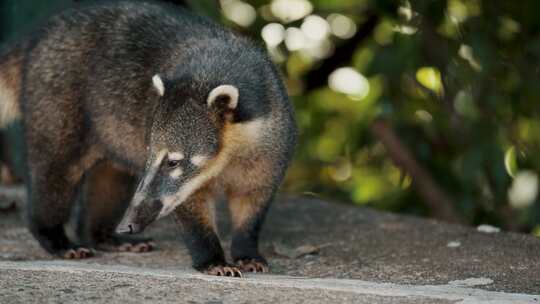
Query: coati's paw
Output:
[[116, 241, 156, 253], [236, 258, 269, 273], [95, 234, 156, 253], [61, 246, 94, 259], [204, 264, 243, 277]]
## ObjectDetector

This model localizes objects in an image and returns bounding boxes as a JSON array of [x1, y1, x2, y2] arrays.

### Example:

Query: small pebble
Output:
[[447, 241, 461, 248], [477, 224, 500, 234]]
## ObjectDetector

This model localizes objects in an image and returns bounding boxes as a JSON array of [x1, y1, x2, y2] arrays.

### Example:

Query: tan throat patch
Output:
[[158, 118, 267, 218]]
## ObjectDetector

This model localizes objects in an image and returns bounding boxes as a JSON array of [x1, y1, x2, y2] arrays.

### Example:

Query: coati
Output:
[[0, 1, 296, 276]]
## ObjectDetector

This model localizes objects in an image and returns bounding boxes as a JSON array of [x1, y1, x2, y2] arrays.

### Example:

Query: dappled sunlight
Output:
[[504, 147, 518, 178], [414, 110, 433, 124], [327, 14, 357, 39], [415, 67, 442, 95], [266, 0, 540, 232], [508, 171, 539, 209], [301, 15, 330, 41], [453, 90, 478, 119], [284, 27, 306, 51], [328, 67, 369, 99], [221, 0, 256, 27], [270, 0, 313, 23], [458, 45, 482, 72], [373, 20, 395, 45], [261, 23, 285, 47]]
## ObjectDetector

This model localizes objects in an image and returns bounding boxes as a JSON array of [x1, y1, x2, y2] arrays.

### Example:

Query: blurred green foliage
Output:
[[2, 0, 540, 234]]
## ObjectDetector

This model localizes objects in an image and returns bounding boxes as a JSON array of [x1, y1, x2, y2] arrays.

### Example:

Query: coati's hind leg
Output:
[[173, 186, 242, 277], [77, 161, 155, 253], [227, 187, 274, 273], [27, 152, 100, 259]]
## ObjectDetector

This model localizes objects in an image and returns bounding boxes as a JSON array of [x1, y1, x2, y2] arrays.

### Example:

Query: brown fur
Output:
[[174, 185, 217, 230], [0, 48, 23, 127], [77, 161, 155, 251], [82, 161, 134, 234], [66, 146, 104, 183]]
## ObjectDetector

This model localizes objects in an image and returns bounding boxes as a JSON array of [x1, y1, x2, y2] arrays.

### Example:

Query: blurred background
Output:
[[1, 0, 540, 235]]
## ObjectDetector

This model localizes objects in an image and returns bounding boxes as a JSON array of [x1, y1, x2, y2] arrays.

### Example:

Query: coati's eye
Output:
[[166, 152, 184, 169], [167, 159, 181, 169]]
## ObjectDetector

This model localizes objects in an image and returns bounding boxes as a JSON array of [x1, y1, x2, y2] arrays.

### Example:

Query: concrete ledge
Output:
[[1, 195, 539, 303], [1, 261, 538, 304]]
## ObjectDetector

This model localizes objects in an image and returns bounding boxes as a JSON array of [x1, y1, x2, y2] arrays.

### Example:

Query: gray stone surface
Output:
[[1, 261, 538, 304], [0, 262, 456, 304], [1, 193, 539, 303]]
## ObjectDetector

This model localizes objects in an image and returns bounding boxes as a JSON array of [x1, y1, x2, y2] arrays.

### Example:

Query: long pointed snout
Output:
[[116, 206, 142, 234], [115, 199, 163, 234]]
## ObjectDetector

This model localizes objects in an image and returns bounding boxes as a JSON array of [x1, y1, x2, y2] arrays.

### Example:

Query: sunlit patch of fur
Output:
[[0, 69, 21, 128]]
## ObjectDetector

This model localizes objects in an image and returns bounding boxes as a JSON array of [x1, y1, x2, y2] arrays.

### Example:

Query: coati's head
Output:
[[117, 74, 255, 234]]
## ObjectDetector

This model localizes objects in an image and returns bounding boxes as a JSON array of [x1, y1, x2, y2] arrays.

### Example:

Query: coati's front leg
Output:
[[173, 187, 242, 277], [228, 187, 274, 273], [77, 161, 155, 252]]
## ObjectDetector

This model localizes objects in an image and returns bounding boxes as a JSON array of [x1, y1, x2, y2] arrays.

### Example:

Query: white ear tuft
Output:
[[207, 85, 239, 110], [152, 74, 165, 97]]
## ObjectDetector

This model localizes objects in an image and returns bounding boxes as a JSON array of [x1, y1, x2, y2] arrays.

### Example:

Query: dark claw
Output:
[[234, 269, 243, 278], [95, 235, 155, 253], [78, 248, 90, 258], [117, 243, 133, 252], [236, 259, 269, 273], [63, 249, 76, 259], [62, 247, 93, 259], [131, 243, 150, 252], [205, 265, 243, 278]]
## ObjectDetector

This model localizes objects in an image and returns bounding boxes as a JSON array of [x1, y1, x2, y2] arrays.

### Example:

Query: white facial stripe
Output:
[[157, 147, 234, 218], [131, 192, 146, 207], [168, 152, 185, 161], [134, 149, 168, 206], [153, 74, 165, 97], [169, 167, 183, 179], [158, 174, 209, 218], [191, 155, 208, 167], [146, 149, 168, 186]]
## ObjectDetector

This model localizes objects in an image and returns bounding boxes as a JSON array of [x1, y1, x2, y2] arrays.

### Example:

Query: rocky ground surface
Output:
[[0, 189, 539, 303]]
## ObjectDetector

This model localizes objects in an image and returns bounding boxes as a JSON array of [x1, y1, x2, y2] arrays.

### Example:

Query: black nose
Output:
[[116, 222, 140, 234]]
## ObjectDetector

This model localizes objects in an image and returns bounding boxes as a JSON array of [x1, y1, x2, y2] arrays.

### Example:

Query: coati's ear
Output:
[[207, 85, 239, 110], [152, 74, 165, 97]]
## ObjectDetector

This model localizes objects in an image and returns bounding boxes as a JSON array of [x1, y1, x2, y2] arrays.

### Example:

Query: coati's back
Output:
[[9, 1, 226, 119], [0, 0, 295, 159]]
